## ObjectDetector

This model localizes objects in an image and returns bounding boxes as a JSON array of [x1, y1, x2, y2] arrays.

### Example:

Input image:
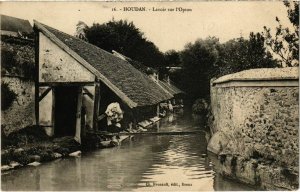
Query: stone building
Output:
[[33, 20, 172, 143]]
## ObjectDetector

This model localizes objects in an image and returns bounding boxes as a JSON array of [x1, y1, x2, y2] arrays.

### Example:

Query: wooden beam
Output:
[[38, 87, 51, 102], [51, 88, 56, 136], [39, 82, 95, 87], [34, 20, 137, 108], [83, 87, 94, 100]]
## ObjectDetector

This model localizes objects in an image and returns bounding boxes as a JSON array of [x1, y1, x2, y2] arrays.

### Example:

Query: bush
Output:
[[1, 82, 17, 111], [192, 98, 209, 115]]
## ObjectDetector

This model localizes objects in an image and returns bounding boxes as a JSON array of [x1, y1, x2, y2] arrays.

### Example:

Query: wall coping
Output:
[[213, 67, 299, 86]]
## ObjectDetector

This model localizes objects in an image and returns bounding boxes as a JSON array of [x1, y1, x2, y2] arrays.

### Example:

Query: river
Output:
[[1, 115, 254, 191]]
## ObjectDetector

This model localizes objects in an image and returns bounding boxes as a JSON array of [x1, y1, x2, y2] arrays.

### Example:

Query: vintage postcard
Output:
[[0, 1, 299, 191]]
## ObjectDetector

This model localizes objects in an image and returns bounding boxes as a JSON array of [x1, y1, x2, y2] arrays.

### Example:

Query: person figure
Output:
[[168, 100, 174, 113]]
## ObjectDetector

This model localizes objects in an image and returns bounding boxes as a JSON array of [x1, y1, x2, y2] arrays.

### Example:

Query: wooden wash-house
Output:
[[33, 21, 172, 143], [112, 50, 184, 110]]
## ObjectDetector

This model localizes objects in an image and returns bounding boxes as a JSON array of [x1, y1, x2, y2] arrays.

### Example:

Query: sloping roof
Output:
[[213, 67, 299, 84], [112, 50, 182, 97], [159, 80, 184, 96], [34, 21, 172, 108], [1, 15, 33, 34], [112, 50, 158, 74]]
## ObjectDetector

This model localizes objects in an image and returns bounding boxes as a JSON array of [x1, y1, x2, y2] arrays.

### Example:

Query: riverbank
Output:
[[1, 126, 82, 171], [1, 118, 162, 172]]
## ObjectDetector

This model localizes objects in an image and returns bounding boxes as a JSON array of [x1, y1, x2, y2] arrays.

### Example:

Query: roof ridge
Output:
[[37, 21, 131, 63], [1, 14, 31, 22]]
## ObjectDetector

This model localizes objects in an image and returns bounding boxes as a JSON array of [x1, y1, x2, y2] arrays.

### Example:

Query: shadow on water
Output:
[[2, 115, 254, 191]]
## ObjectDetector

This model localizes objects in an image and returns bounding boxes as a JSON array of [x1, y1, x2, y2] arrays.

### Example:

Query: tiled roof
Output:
[[1, 15, 33, 34], [159, 80, 184, 96], [34, 21, 172, 107], [213, 67, 299, 84]]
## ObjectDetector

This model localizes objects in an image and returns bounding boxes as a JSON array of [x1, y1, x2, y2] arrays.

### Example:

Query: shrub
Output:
[[1, 82, 17, 111]]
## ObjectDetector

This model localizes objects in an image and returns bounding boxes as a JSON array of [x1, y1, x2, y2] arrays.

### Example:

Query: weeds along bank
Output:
[[208, 67, 299, 190]]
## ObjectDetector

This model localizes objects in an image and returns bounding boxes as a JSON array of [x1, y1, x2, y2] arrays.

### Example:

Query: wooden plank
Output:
[[86, 130, 204, 136], [98, 113, 106, 121], [93, 80, 101, 131], [38, 87, 51, 102], [34, 20, 137, 108]]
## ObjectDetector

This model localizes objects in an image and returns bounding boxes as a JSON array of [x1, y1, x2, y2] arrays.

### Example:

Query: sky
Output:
[[0, 1, 292, 52]]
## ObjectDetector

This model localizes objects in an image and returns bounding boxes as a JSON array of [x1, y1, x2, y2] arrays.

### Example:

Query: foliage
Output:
[[192, 98, 209, 115], [75, 21, 88, 41], [179, 33, 278, 105], [1, 82, 17, 111], [164, 49, 181, 66], [83, 19, 165, 68], [180, 37, 221, 101], [1, 41, 35, 79], [216, 32, 278, 77], [262, 1, 299, 67]]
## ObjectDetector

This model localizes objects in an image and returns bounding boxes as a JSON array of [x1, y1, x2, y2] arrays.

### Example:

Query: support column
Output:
[[50, 88, 55, 136], [93, 80, 101, 131], [75, 87, 83, 143]]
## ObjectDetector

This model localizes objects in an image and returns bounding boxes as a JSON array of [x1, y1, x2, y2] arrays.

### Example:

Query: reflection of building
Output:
[[34, 21, 172, 142]]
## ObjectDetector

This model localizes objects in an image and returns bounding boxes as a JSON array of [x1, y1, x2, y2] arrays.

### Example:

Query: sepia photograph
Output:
[[0, 1, 299, 191]]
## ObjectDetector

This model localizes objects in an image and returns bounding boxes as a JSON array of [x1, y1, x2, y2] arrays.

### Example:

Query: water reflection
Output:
[[2, 116, 253, 191]]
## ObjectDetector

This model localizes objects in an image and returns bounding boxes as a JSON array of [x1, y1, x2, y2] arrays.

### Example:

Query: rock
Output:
[[270, 131, 276, 136], [29, 155, 41, 162], [9, 161, 21, 168], [28, 161, 41, 166], [14, 148, 24, 153], [53, 152, 62, 158], [207, 131, 230, 155], [69, 151, 81, 157], [1, 165, 11, 171]]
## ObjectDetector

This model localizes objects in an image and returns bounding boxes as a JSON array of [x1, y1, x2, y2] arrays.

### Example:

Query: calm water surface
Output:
[[2, 116, 254, 191]]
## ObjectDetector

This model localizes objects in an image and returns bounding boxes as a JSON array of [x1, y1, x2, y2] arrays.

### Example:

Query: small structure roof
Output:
[[34, 21, 172, 108], [158, 80, 184, 96], [213, 67, 299, 84], [1, 15, 33, 34]]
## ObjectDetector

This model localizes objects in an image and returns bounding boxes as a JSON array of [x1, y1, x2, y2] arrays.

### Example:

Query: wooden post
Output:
[[157, 104, 160, 117], [34, 30, 40, 126], [75, 87, 83, 143], [51, 88, 55, 136], [93, 79, 101, 131]]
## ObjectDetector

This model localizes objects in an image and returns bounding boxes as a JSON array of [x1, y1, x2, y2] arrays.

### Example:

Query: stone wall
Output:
[[1, 77, 35, 135], [1, 36, 36, 136], [208, 67, 299, 190]]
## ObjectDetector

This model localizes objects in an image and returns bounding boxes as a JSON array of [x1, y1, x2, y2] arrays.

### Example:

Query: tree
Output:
[[180, 37, 221, 102], [164, 50, 181, 66], [83, 19, 165, 68], [262, 1, 299, 67], [217, 32, 278, 77], [75, 21, 88, 41], [179, 33, 278, 106]]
